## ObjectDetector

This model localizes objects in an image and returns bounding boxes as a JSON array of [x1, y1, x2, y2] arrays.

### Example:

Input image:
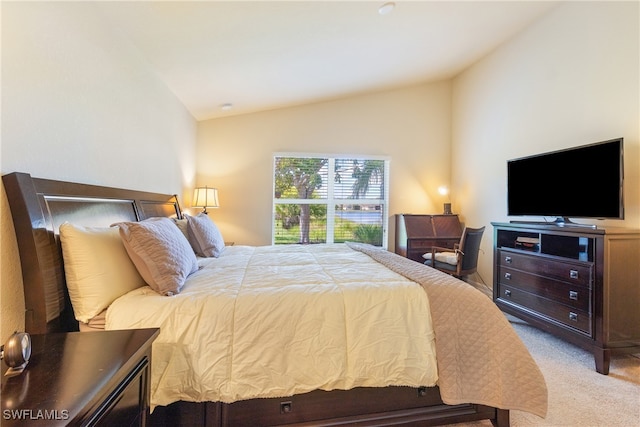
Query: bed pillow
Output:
[[59, 223, 146, 323], [185, 213, 225, 257], [172, 218, 190, 241], [116, 217, 199, 296]]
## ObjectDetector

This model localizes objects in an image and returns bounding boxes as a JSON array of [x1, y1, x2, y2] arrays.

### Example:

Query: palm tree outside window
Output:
[[273, 154, 389, 247]]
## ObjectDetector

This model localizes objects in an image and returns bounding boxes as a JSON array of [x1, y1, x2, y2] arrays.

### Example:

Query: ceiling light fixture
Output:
[[378, 2, 395, 15], [221, 103, 233, 111]]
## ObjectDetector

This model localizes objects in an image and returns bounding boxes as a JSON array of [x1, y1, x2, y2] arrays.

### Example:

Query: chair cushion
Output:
[[422, 251, 458, 265]]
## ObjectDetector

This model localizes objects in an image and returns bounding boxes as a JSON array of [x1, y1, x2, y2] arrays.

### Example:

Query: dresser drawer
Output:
[[498, 250, 593, 287], [498, 267, 591, 312], [497, 284, 592, 335]]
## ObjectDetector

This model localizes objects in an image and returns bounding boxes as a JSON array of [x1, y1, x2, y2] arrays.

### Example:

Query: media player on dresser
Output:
[[491, 221, 640, 374]]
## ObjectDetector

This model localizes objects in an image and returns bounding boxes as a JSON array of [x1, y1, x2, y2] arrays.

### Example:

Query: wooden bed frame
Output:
[[3, 172, 509, 427]]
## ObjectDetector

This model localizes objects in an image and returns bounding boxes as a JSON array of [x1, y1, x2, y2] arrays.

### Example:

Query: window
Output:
[[273, 154, 390, 248]]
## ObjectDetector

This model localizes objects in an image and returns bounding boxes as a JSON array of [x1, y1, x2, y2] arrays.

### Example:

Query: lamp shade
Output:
[[193, 186, 219, 214]]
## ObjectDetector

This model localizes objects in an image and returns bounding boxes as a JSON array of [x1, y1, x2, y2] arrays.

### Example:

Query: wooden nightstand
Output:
[[1, 328, 159, 426]]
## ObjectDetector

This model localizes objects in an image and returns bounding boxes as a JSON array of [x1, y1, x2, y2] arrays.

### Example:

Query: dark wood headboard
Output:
[[2, 172, 183, 334]]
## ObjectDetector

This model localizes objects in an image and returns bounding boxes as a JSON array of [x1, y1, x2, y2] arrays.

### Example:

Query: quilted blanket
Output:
[[347, 242, 548, 418], [107, 244, 438, 408]]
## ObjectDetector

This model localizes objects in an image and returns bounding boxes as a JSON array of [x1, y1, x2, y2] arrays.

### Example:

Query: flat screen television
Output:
[[507, 138, 624, 224]]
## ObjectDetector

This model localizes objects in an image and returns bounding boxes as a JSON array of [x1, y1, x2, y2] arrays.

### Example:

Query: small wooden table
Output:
[[1, 328, 159, 426]]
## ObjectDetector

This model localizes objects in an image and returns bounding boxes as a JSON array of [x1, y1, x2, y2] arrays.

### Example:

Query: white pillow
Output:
[[59, 223, 146, 323], [116, 217, 199, 296], [185, 213, 225, 257], [172, 218, 190, 241], [422, 251, 459, 265]]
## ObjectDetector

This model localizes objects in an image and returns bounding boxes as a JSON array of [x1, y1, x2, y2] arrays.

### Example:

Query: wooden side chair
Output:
[[422, 226, 485, 278]]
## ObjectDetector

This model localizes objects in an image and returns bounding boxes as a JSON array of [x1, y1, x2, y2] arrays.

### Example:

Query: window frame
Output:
[[272, 152, 390, 248]]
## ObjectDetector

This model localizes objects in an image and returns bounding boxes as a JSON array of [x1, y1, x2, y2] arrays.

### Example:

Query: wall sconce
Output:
[[438, 186, 452, 215], [193, 186, 219, 214]]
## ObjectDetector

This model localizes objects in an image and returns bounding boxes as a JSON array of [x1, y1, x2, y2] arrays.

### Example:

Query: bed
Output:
[[2, 172, 547, 427]]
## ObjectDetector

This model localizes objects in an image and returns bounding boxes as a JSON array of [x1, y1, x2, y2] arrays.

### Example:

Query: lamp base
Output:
[[443, 203, 452, 215]]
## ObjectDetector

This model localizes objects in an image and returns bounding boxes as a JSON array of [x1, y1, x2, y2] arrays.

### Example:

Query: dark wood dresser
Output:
[[492, 222, 640, 374], [1, 328, 159, 426], [395, 214, 463, 262]]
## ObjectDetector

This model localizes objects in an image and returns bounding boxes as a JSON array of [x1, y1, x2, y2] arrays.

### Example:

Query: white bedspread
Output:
[[106, 244, 438, 409]]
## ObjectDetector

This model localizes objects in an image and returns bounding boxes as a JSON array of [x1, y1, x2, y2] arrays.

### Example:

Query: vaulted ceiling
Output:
[[97, 1, 559, 120]]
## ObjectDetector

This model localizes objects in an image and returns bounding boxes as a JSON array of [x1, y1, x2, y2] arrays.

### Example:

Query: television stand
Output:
[[492, 221, 640, 374], [510, 220, 554, 226], [509, 218, 597, 229], [552, 217, 597, 229]]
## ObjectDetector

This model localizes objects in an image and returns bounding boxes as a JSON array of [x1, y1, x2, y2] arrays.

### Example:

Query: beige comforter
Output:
[[107, 244, 439, 408], [347, 242, 548, 418], [107, 242, 547, 418]]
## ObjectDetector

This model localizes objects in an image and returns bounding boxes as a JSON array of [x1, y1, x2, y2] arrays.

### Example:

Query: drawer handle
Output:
[[504, 272, 511, 280], [280, 401, 293, 414], [569, 312, 578, 322], [569, 290, 578, 300], [570, 270, 579, 280], [504, 289, 512, 297], [504, 256, 512, 264]]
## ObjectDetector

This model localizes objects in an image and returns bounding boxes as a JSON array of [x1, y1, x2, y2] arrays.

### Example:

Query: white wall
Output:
[[196, 82, 452, 247], [1, 2, 197, 341], [452, 1, 640, 284]]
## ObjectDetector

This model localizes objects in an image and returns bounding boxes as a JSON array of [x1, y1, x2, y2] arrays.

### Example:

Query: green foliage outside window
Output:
[[274, 156, 387, 246]]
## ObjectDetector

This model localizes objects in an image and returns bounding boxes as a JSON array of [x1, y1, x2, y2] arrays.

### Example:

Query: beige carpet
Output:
[[444, 314, 640, 427]]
